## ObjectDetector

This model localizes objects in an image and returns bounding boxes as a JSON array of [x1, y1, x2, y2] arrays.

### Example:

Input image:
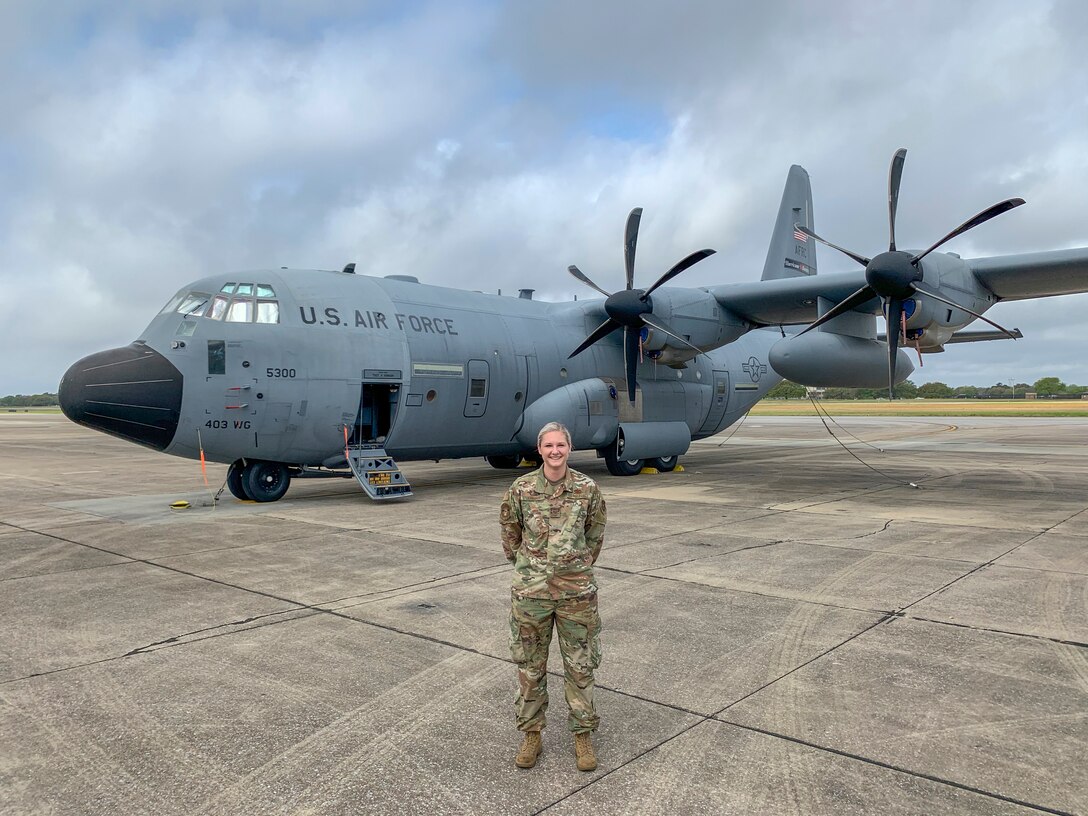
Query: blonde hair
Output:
[[536, 421, 572, 448]]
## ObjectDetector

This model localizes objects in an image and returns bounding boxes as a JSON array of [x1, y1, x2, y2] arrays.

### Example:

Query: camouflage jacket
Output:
[[500, 467, 607, 599]]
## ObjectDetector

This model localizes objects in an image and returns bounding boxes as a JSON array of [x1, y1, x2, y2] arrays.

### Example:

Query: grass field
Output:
[[750, 399, 1088, 417]]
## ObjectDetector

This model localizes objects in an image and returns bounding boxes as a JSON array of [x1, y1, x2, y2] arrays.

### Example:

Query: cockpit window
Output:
[[226, 298, 254, 322], [177, 292, 210, 316], [256, 301, 279, 323], [171, 284, 279, 324], [160, 291, 185, 314], [208, 295, 229, 321]]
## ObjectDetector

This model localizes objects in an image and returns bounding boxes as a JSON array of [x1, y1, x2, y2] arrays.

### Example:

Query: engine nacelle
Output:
[[516, 378, 619, 451], [769, 333, 914, 388], [640, 287, 748, 365], [902, 253, 1000, 350]]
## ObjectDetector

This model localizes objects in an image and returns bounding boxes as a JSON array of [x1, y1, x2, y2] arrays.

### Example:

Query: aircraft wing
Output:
[[711, 248, 1088, 326], [967, 248, 1088, 301], [709, 270, 872, 326]]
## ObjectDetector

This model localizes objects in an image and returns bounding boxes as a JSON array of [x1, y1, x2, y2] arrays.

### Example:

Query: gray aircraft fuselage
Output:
[[62, 268, 779, 469]]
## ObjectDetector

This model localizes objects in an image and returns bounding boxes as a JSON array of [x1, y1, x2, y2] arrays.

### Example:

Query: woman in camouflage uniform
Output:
[[500, 421, 607, 771]]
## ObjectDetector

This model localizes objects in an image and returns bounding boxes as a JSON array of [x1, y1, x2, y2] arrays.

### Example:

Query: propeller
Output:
[[567, 207, 716, 402], [796, 148, 1023, 399]]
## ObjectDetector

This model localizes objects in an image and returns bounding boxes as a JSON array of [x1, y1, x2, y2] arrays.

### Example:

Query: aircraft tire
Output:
[[603, 447, 644, 477], [242, 461, 291, 502], [648, 455, 678, 472], [486, 454, 521, 469], [226, 461, 252, 500]]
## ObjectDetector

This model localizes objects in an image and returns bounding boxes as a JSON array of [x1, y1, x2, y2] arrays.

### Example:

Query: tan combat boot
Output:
[[573, 732, 597, 771], [515, 731, 543, 769]]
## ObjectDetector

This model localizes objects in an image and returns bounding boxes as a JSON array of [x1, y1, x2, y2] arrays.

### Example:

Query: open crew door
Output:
[[347, 379, 412, 499]]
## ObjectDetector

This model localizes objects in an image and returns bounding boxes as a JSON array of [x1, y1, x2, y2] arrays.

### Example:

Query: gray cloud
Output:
[[2, 0, 1087, 393]]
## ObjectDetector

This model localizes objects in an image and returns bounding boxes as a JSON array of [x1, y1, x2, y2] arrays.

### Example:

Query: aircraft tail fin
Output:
[[761, 165, 817, 281]]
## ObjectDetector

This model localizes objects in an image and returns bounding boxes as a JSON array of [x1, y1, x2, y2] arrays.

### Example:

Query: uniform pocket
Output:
[[509, 612, 527, 665], [590, 607, 602, 669]]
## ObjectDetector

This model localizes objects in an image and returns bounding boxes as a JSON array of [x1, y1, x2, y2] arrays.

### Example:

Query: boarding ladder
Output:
[[346, 443, 413, 500]]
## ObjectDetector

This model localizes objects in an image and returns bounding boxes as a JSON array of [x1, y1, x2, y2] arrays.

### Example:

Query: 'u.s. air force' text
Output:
[[299, 306, 458, 335]]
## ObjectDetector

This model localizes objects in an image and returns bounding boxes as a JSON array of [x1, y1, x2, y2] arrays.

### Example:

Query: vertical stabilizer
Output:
[[761, 165, 816, 281]]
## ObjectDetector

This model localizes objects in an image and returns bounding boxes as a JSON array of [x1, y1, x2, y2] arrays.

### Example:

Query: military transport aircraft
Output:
[[59, 150, 1088, 501]]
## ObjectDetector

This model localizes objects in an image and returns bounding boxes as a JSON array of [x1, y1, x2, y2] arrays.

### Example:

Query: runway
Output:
[[1, 413, 1085, 815]]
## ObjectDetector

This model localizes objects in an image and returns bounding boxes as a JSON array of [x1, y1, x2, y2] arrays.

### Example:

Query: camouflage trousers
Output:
[[509, 591, 602, 734]]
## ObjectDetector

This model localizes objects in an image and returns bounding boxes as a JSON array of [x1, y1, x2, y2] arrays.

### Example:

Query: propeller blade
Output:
[[795, 224, 871, 267], [623, 326, 640, 402], [567, 265, 612, 298], [624, 208, 642, 291], [910, 282, 1020, 339], [796, 285, 877, 336], [642, 313, 705, 356], [568, 317, 621, 358], [911, 198, 1026, 264], [888, 148, 907, 251], [642, 249, 716, 300], [885, 298, 904, 400]]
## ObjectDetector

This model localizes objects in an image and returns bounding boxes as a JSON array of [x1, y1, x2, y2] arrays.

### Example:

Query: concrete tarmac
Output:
[[1, 413, 1085, 815]]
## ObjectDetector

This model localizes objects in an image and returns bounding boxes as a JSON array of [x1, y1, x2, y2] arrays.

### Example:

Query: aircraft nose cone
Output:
[[59, 343, 183, 451]]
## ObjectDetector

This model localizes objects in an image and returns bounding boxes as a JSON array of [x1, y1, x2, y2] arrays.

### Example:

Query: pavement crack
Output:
[[901, 615, 1088, 650], [123, 609, 311, 656], [712, 720, 1076, 816]]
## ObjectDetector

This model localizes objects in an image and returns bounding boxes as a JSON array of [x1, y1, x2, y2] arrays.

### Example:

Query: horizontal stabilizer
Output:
[[946, 327, 1023, 344], [876, 328, 1023, 346]]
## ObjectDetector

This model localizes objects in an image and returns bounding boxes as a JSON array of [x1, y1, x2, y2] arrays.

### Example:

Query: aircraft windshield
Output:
[[173, 282, 280, 323]]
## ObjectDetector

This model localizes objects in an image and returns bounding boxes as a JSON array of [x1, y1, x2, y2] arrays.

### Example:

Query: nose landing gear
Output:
[[226, 459, 292, 502]]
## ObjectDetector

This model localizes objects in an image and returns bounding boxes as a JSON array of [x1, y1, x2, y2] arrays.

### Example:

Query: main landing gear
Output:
[[226, 459, 292, 502], [601, 438, 681, 477]]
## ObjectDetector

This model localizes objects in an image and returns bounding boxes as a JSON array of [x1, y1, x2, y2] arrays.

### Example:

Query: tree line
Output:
[[5, 379, 1087, 406], [766, 377, 1087, 400], [1, 393, 60, 407]]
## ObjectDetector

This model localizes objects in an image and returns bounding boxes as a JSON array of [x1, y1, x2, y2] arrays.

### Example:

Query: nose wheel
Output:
[[226, 459, 292, 502], [226, 461, 251, 500]]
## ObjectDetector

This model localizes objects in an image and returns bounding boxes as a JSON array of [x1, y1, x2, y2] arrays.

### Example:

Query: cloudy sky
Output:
[[2, 0, 1087, 394]]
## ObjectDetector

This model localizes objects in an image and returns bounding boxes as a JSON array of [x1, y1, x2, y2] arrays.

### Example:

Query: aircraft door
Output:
[[698, 370, 730, 434], [353, 380, 401, 443], [464, 359, 490, 418]]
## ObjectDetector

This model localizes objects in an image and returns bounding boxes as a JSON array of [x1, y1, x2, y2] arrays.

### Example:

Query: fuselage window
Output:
[[208, 340, 226, 375], [177, 292, 211, 316], [235, 283, 255, 297], [226, 298, 254, 322], [256, 284, 276, 298], [256, 300, 280, 324], [208, 295, 229, 321], [470, 378, 487, 397]]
